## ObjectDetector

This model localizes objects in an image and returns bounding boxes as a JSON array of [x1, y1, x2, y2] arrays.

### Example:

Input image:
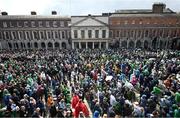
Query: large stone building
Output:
[[0, 3, 180, 50], [71, 15, 109, 49], [0, 11, 71, 50], [109, 3, 180, 50]]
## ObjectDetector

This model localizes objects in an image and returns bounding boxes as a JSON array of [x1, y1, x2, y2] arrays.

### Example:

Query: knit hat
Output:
[[93, 110, 100, 118]]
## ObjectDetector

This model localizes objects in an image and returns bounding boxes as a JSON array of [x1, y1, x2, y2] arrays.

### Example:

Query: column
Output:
[[106, 42, 108, 49], [79, 42, 81, 49], [72, 42, 74, 49], [127, 40, 129, 49], [45, 42, 48, 50], [86, 42, 88, 49], [92, 42, 94, 49], [119, 40, 121, 48], [99, 42, 101, 49]]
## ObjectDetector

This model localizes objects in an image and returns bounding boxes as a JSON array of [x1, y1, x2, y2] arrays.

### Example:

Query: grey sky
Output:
[[0, 0, 180, 16]]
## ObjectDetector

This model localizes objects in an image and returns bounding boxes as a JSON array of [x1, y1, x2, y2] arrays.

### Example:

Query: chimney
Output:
[[31, 11, 37, 15], [1, 12, 8, 15], [152, 3, 166, 13], [52, 11, 57, 15]]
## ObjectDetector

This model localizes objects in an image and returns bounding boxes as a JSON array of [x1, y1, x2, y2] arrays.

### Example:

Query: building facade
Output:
[[0, 3, 180, 50], [109, 3, 180, 50], [0, 12, 71, 50], [71, 15, 109, 49]]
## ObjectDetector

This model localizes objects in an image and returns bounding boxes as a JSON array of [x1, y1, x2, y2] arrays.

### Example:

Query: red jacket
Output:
[[74, 101, 89, 118], [71, 95, 79, 109]]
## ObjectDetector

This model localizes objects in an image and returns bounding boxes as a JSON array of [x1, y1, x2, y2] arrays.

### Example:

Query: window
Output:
[[81, 30, 85, 38], [124, 21, 128, 25], [47, 31, 51, 39], [40, 31, 45, 39], [176, 29, 178, 37], [4, 31, 10, 40], [102, 30, 106, 38], [149, 29, 152, 37], [138, 30, 141, 37], [153, 30, 156, 37], [120, 30, 123, 37], [55, 31, 59, 39], [11, 32, 17, 39], [116, 30, 119, 37], [62, 31, 65, 39], [109, 31, 113, 38], [52, 31, 55, 39], [124, 30, 127, 37], [19, 31, 24, 39], [74, 30, 78, 38], [176, 29, 180, 37], [64, 21, 68, 27], [25, 31, 30, 40], [33, 31, 38, 39], [95, 30, 99, 38], [145, 30, 148, 37], [88, 30, 92, 38], [132, 20, 135, 24], [139, 21, 142, 24], [131, 30, 134, 37]]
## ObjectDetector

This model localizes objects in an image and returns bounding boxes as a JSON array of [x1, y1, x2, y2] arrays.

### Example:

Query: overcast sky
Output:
[[0, 0, 180, 16]]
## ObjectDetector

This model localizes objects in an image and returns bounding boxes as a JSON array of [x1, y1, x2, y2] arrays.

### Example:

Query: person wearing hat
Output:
[[93, 110, 100, 118]]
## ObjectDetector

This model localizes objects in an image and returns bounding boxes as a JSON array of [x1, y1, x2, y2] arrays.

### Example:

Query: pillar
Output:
[[86, 42, 88, 49], [79, 42, 81, 49], [72, 42, 74, 49], [99, 42, 101, 49], [119, 39, 121, 48], [45, 42, 48, 50], [135, 40, 137, 48], [127, 40, 129, 49], [106, 42, 108, 49], [92, 42, 94, 49]]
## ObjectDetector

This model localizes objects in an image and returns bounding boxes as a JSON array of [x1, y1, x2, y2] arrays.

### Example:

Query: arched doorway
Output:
[[136, 40, 141, 48], [48, 42, 53, 49], [144, 40, 149, 49], [62, 42, 66, 49], [41, 42, 46, 49], [152, 37, 157, 49], [16, 43, 19, 49], [21, 42, 23, 49], [27, 42, 31, 49], [121, 41, 127, 48], [55, 42, 60, 49], [128, 41, 135, 49], [34, 42, 38, 49], [8, 42, 12, 49]]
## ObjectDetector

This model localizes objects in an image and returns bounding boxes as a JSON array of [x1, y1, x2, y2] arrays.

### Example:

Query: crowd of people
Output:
[[0, 49, 179, 117]]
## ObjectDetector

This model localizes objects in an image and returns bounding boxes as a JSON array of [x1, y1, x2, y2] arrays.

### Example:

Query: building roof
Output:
[[110, 13, 180, 17], [114, 8, 175, 14], [0, 15, 70, 20], [71, 15, 108, 27]]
